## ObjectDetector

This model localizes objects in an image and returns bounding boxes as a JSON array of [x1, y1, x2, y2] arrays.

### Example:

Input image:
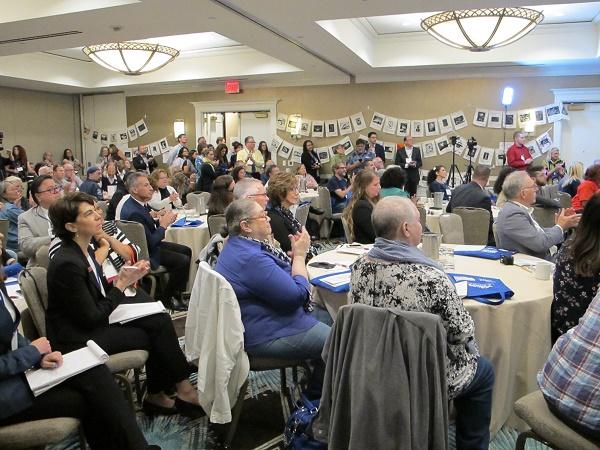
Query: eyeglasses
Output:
[[38, 185, 63, 194], [522, 185, 538, 191], [247, 192, 268, 198], [242, 211, 269, 222]]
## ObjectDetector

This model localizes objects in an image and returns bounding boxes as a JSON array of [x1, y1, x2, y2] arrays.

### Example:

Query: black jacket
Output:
[[352, 199, 376, 244], [199, 162, 218, 192], [132, 154, 157, 173], [394, 147, 422, 182]]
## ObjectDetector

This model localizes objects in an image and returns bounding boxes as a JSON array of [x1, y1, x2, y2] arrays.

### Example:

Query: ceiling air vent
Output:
[[0, 30, 82, 45]]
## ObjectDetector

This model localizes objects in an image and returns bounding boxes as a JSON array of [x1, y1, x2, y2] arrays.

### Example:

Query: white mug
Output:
[[534, 261, 553, 280]]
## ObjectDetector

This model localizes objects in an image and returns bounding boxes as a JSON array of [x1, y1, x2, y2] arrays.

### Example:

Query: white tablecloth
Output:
[[165, 214, 210, 291], [308, 244, 552, 434]]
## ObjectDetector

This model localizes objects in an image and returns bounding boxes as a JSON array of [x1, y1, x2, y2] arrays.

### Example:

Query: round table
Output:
[[308, 244, 552, 435], [164, 213, 210, 292]]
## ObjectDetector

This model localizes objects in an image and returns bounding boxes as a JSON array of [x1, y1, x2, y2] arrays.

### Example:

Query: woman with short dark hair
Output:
[[427, 165, 451, 200], [300, 140, 321, 183], [380, 166, 409, 198], [207, 175, 234, 217]]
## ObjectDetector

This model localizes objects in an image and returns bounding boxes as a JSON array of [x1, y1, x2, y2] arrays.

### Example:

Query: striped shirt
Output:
[[538, 290, 600, 432]]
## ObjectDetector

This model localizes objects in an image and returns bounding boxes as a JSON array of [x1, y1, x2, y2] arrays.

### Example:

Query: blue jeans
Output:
[[247, 308, 331, 397], [453, 356, 495, 450]]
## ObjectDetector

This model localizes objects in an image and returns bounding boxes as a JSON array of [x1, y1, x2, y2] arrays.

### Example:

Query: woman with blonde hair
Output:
[[149, 169, 182, 210], [342, 170, 381, 244], [559, 161, 584, 198]]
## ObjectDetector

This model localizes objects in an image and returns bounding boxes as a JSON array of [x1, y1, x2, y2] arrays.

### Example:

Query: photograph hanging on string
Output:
[[350, 112, 366, 131], [526, 140, 541, 159], [337, 117, 352, 135], [425, 118, 439, 137], [291, 147, 303, 164], [299, 119, 311, 137], [396, 119, 410, 137], [494, 147, 507, 167], [502, 111, 516, 129], [534, 108, 546, 125], [119, 131, 129, 142], [536, 131, 553, 154], [421, 140, 437, 158], [158, 138, 169, 153], [451, 111, 468, 130], [269, 135, 283, 155], [487, 110, 502, 129], [438, 115, 453, 134], [110, 133, 118, 143], [279, 141, 293, 159], [435, 135, 451, 155], [382, 116, 398, 135], [411, 120, 424, 137], [545, 104, 562, 123], [92, 130, 100, 142], [316, 147, 330, 163], [311, 120, 324, 138], [276, 113, 288, 131], [83, 126, 91, 140], [383, 142, 396, 161], [452, 136, 467, 157], [369, 112, 385, 131], [473, 109, 488, 127], [127, 125, 138, 141], [478, 147, 494, 166], [135, 119, 148, 137], [518, 110, 533, 128], [338, 136, 354, 155], [325, 120, 338, 137], [286, 115, 301, 134], [100, 133, 108, 143]]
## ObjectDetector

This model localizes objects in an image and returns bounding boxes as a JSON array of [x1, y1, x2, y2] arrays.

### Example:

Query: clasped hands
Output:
[[31, 337, 63, 370]]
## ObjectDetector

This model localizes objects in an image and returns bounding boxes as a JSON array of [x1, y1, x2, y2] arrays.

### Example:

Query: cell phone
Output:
[[308, 261, 337, 269]]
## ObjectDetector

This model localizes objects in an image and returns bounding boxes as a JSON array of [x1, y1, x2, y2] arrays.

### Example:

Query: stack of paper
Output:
[[108, 301, 166, 324], [318, 272, 351, 288]]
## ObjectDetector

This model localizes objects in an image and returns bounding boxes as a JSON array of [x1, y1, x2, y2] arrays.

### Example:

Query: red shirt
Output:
[[572, 179, 600, 211], [506, 144, 532, 170]]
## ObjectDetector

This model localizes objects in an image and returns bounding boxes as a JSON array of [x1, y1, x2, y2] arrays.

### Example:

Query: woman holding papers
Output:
[[46, 192, 202, 418], [0, 264, 153, 448]]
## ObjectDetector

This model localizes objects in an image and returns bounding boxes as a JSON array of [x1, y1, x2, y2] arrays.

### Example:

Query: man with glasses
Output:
[[18, 175, 63, 265], [327, 163, 350, 212], [62, 162, 82, 191], [236, 136, 264, 178], [496, 171, 580, 260], [233, 178, 269, 210]]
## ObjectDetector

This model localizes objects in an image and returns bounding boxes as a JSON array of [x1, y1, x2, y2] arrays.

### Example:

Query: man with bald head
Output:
[[351, 196, 494, 450]]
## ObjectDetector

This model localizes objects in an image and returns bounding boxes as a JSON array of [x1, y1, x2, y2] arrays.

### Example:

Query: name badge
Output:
[[521, 155, 525, 161]]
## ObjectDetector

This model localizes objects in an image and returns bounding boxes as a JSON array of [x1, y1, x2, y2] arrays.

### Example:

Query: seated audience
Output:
[[170, 170, 195, 206], [267, 172, 316, 259], [551, 193, 600, 342], [96, 146, 111, 171], [493, 166, 517, 207], [346, 139, 375, 176], [80, 166, 104, 200], [207, 175, 234, 217], [148, 169, 182, 211], [327, 163, 350, 213], [101, 162, 123, 198], [0, 176, 27, 251], [132, 145, 157, 174], [108, 144, 126, 162], [0, 262, 155, 449], [329, 144, 347, 170], [558, 161, 583, 198], [572, 163, 600, 211], [119, 173, 191, 308], [233, 178, 269, 209], [46, 192, 201, 419], [544, 148, 565, 185], [62, 148, 82, 173], [427, 165, 451, 200], [379, 166, 409, 198], [538, 289, 600, 441], [526, 165, 561, 209], [107, 172, 133, 221], [231, 165, 247, 183], [215, 199, 330, 396], [62, 162, 82, 191], [350, 196, 494, 450], [170, 147, 191, 176], [496, 171, 580, 260], [18, 175, 62, 264], [199, 148, 218, 192], [263, 164, 280, 187], [116, 159, 132, 180], [295, 164, 318, 190], [342, 170, 380, 244], [447, 165, 495, 245], [300, 140, 321, 183], [42, 151, 54, 166], [261, 160, 275, 185], [52, 164, 67, 190], [187, 149, 199, 176]]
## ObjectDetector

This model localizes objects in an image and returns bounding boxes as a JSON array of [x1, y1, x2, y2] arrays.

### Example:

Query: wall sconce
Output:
[[173, 119, 185, 137]]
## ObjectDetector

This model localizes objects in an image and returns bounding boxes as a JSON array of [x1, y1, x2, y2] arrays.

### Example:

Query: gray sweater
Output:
[[313, 304, 448, 450]]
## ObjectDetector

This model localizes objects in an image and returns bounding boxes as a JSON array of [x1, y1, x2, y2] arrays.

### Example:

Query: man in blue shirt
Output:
[[327, 163, 350, 212], [79, 166, 104, 200], [346, 139, 375, 176]]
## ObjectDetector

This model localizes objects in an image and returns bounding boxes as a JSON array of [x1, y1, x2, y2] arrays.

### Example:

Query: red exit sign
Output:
[[225, 80, 240, 94]]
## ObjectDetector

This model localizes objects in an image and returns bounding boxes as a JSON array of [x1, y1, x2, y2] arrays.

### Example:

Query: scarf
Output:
[[367, 237, 443, 270], [272, 206, 317, 259]]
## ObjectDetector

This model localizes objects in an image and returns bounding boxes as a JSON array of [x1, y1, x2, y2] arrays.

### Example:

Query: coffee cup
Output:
[[534, 261, 553, 280]]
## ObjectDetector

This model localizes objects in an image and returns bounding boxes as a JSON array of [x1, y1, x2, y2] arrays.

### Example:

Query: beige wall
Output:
[[0, 86, 81, 165], [126, 75, 600, 173]]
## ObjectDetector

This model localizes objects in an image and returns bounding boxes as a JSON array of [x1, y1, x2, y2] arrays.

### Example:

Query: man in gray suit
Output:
[[496, 171, 580, 260], [18, 175, 62, 265]]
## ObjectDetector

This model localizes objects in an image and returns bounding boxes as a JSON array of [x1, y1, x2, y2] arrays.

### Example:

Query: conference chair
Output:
[[186, 262, 305, 449], [207, 214, 227, 237], [317, 186, 342, 238], [34, 245, 50, 269], [18, 267, 148, 409], [187, 191, 211, 214], [0, 220, 7, 249], [452, 207, 490, 245], [294, 203, 310, 227], [532, 206, 556, 228], [514, 390, 599, 450], [557, 192, 572, 208], [115, 220, 168, 299], [417, 206, 427, 230], [97, 200, 109, 216], [438, 213, 464, 244], [492, 223, 499, 247], [341, 216, 354, 244]]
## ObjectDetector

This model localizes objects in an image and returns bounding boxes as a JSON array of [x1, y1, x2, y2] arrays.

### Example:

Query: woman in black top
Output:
[[215, 143, 229, 175], [207, 175, 234, 217], [342, 170, 381, 244], [199, 149, 218, 192], [8, 145, 29, 181], [266, 172, 316, 259], [300, 140, 321, 183], [427, 165, 451, 200], [258, 140, 271, 164]]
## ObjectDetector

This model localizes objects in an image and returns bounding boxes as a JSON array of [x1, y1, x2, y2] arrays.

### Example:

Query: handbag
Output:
[[283, 392, 326, 450], [447, 273, 514, 305]]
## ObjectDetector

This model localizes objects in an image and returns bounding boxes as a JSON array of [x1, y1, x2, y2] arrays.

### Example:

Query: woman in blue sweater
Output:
[[427, 165, 451, 200], [215, 199, 330, 396]]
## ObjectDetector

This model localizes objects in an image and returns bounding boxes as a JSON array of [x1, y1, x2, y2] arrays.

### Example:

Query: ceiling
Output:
[[0, 0, 599, 96]]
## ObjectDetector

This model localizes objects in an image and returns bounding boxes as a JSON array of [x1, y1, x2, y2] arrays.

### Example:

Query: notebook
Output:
[[108, 301, 167, 324]]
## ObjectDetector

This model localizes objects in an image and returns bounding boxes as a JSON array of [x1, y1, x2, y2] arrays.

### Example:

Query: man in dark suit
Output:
[[120, 172, 191, 309], [446, 165, 495, 245], [132, 145, 157, 174], [367, 132, 385, 162], [394, 135, 422, 196]]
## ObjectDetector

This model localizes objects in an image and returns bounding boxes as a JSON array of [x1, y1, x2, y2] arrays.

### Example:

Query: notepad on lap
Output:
[[26, 340, 108, 397], [108, 301, 167, 324]]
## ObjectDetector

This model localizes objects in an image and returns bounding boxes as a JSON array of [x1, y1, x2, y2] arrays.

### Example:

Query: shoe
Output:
[[163, 297, 187, 312], [309, 206, 324, 215], [142, 399, 178, 417], [175, 397, 206, 419], [147, 446, 162, 450]]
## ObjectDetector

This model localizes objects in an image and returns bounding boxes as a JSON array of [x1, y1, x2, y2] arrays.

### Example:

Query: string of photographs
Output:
[[82, 118, 149, 144], [276, 111, 468, 138], [268, 127, 554, 169], [472, 103, 568, 129]]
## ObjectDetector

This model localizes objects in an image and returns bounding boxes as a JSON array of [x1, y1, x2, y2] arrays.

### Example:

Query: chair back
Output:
[[492, 223, 499, 246], [295, 203, 310, 227], [207, 214, 226, 237], [18, 267, 49, 337], [438, 213, 464, 244], [539, 184, 559, 200], [20, 308, 40, 341], [317, 186, 334, 219], [452, 207, 490, 245], [115, 220, 151, 260], [34, 245, 50, 269], [532, 206, 556, 228], [0, 220, 7, 249], [557, 192, 571, 208], [341, 216, 354, 244], [97, 200, 109, 216], [417, 206, 426, 230], [187, 192, 211, 213]]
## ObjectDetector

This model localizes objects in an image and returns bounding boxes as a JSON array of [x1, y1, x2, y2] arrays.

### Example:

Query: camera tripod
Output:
[[446, 137, 463, 188], [464, 148, 475, 183]]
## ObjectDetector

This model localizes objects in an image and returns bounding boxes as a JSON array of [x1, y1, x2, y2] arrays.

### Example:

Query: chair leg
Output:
[[279, 368, 292, 419], [133, 368, 145, 407], [148, 276, 157, 299], [223, 379, 249, 449], [516, 429, 549, 450], [113, 372, 135, 410], [78, 425, 87, 450]]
